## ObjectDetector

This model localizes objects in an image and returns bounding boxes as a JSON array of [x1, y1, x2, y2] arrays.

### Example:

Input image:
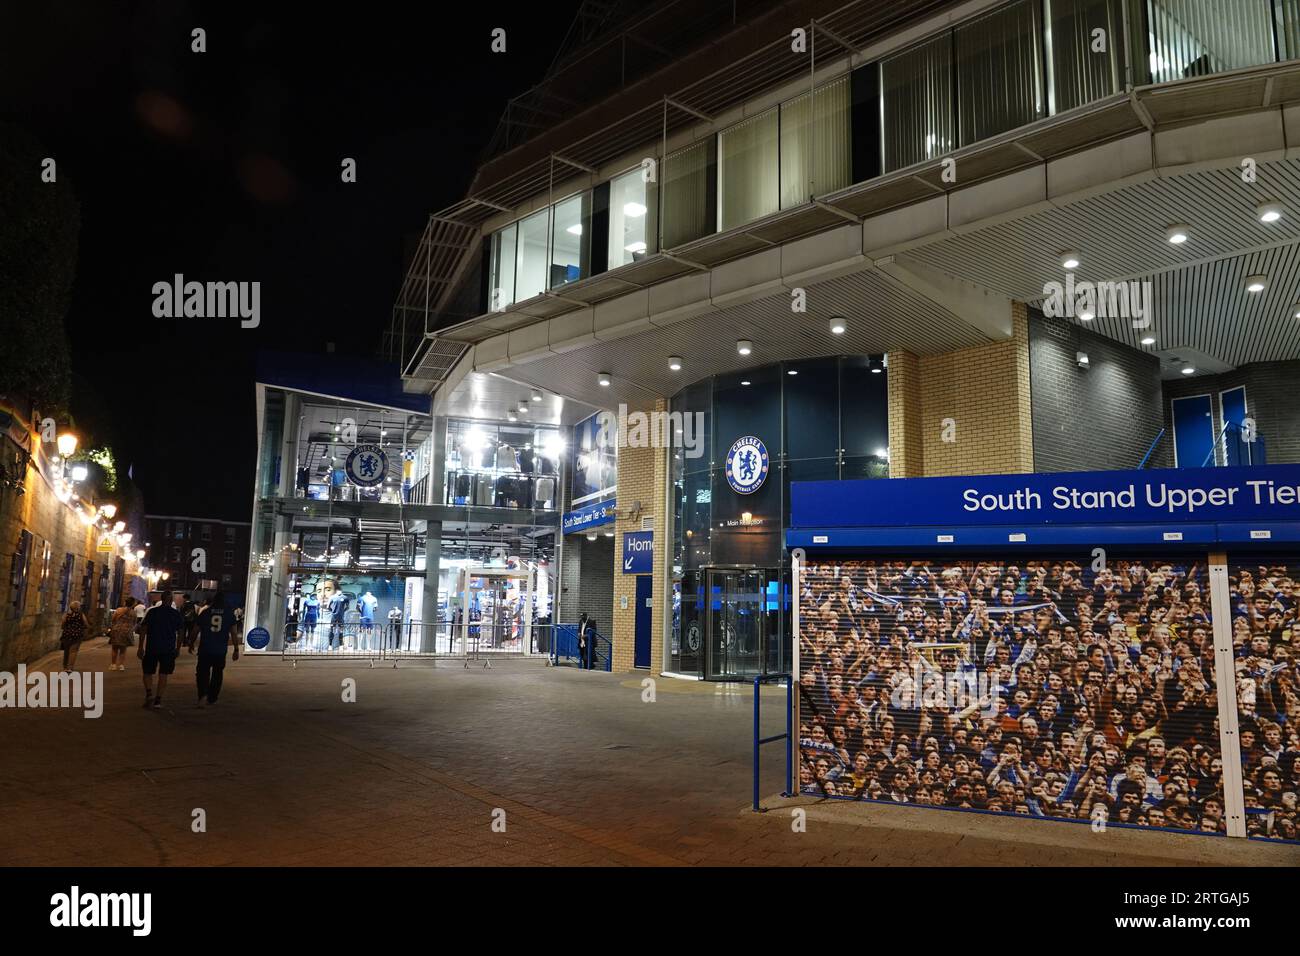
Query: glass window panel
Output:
[[661, 140, 713, 249], [488, 223, 516, 311], [955, 0, 1045, 147], [1146, 0, 1276, 84], [718, 108, 779, 231], [549, 193, 589, 289], [882, 33, 955, 172], [514, 208, 549, 302], [780, 76, 851, 208], [608, 168, 657, 267], [1047, 0, 1124, 113], [1280, 0, 1300, 61], [839, 355, 890, 460]]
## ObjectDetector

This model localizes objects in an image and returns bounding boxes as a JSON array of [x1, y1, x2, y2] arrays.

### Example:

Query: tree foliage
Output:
[[0, 122, 79, 412]]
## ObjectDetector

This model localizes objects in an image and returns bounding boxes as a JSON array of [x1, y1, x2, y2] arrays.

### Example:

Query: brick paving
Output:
[[2, 641, 1297, 867]]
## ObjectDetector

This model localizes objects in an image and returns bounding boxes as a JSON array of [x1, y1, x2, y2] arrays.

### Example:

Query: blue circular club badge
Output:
[[725, 435, 769, 494], [345, 443, 389, 487]]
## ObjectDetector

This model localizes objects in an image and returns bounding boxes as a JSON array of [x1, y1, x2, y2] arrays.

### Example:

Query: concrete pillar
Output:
[[428, 415, 448, 505], [421, 520, 441, 651]]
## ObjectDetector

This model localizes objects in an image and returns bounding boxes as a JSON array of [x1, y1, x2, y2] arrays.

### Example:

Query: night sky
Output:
[[1, 1, 577, 519]]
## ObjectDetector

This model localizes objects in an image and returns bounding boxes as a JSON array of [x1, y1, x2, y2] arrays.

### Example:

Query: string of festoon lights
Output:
[[255, 542, 353, 573]]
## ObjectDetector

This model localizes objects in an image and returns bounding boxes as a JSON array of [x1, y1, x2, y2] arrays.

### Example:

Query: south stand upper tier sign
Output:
[[725, 435, 769, 494], [344, 444, 388, 487]]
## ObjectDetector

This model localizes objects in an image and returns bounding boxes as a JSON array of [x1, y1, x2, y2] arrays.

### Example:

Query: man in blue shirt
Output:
[[194, 592, 240, 707], [138, 589, 184, 709]]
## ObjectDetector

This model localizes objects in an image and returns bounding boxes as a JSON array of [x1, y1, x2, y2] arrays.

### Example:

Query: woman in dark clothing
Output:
[[60, 601, 89, 672]]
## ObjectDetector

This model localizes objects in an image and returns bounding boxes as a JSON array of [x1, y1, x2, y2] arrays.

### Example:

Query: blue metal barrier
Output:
[[551, 623, 581, 665], [752, 673, 793, 812]]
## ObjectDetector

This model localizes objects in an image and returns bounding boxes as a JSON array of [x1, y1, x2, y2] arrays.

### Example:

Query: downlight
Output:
[[668, 356, 682, 371], [1060, 250, 1081, 270], [828, 316, 847, 335], [597, 371, 611, 387], [1256, 202, 1284, 224], [1244, 274, 1268, 293], [736, 339, 753, 356], [1165, 224, 1190, 245]]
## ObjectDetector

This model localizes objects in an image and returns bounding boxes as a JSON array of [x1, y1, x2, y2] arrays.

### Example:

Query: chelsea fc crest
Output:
[[725, 435, 769, 494], [345, 444, 388, 487]]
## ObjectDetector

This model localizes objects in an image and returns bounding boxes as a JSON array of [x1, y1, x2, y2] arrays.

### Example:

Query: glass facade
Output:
[[480, 0, 1299, 311], [444, 418, 561, 511], [247, 385, 561, 655], [668, 356, 889, 679], [607, 168, 657, 267]]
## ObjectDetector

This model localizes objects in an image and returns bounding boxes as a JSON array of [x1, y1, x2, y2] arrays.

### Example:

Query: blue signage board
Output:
[[562, 498, 615, 535], [246, 626, 271, 650], [791, 464, 1300, 530], [622, 530, 654, 574]]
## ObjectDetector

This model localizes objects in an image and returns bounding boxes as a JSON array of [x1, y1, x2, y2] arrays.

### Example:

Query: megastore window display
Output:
[[444, 420, 562, 511]]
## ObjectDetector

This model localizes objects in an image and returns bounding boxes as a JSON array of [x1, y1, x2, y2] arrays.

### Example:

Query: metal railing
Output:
[[751, 673, 793, 812], [549, 623, 612, 671], [278, 620, 562, 666]]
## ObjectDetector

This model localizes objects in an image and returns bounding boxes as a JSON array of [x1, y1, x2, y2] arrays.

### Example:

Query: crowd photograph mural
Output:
[[798, 556, 1299, 841]]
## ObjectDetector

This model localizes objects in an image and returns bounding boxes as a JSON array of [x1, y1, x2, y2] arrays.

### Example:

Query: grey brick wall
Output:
[[559, 533, 613, 630], [1029, 312, 1169, 472], [1162, 361, 1300, 466]]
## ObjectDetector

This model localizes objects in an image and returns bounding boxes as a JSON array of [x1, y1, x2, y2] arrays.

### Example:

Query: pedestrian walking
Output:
[[139, 588, 184, 709], [194, 592, 240, 707], [59, 601, 89, 672], [108, 597, 138, 671]]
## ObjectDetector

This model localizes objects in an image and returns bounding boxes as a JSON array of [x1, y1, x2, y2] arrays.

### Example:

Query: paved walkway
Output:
[[2, 641, 1297, 866]]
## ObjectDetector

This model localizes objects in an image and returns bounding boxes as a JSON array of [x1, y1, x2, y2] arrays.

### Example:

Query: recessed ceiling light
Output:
[[1181, 365, 1196, 375], [597, 371, 611, 387], [740, 380, 751, 386], [1256, 202, 1284, 223], [1141, 336, 1156, 345], [828, 316, 847, 334], [668, 355, 682, 371], [1165, 224, 1190, 245], [531, 389, 542, 402], [1245, 273, 1268, 293], [787, 369, 798, 375], [507, 412, 517, 421], [736, 339, 753, 356], [1079, 309, 1095, 321], [1060, 251, 1081, 270], [518, 402, 528, 414]]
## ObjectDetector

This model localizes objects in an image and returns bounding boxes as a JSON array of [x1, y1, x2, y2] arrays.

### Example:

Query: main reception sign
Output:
[[790, 464, 1300, 528]]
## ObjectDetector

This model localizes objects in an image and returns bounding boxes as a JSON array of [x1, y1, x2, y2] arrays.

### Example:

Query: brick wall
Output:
[[1161, 361, 1300, 465], [886, 350, 923, 478], [888, 303, 1034, 477], [559, 533, 613, 631], [610, 399, 669, 672], [1028, 311, 1168, 472], [0, 443, 139, 670]]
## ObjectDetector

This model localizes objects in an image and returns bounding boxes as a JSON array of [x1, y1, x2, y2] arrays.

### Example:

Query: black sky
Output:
[[1, 0, 577, 519]]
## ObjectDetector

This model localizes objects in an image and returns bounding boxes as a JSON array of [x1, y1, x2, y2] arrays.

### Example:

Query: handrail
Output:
[[1137, 428, 1165, 469], [752, 673, 793, 813], [1201, 421, 1264, 468]]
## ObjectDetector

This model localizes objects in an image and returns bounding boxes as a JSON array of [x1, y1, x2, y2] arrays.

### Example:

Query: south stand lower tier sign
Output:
[[725, 435, 769, 494], [344, 444, 388, 487]]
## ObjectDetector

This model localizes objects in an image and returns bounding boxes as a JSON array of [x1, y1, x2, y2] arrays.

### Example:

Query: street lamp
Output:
[[100, 504, 117, 520], [70, 464, 88, 482], [57, 433, 78, 457]]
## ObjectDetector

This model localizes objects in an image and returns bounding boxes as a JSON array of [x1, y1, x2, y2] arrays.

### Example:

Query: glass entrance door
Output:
[[705, 568, 767, 679]]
